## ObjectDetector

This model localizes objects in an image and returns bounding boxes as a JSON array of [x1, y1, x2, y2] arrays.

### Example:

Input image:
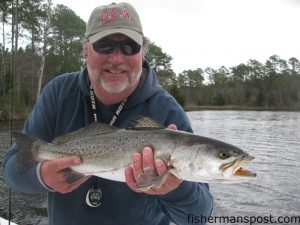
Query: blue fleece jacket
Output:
[[3, 61, 213, 225]]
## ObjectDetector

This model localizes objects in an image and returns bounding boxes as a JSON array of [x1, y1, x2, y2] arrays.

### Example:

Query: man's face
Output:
[[86, 34, 143, 94]]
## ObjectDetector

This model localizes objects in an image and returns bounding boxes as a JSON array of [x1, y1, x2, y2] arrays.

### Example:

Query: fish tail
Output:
[[13, 132, 43, 174]]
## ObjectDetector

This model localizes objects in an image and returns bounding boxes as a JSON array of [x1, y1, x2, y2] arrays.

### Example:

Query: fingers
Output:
[[40, 156, 86, 194], [46, 156, 81, 172], [126, 147, 156, 193], [142, 147, 155, 171], [133, 147, 157, 181], [167, 124, 177, 130], [154, 158, 168, 176], [125, 167, 141, 193], [125, 146, 181, 195], [125, 123, 180, 194], [132, 152, 143, 181]]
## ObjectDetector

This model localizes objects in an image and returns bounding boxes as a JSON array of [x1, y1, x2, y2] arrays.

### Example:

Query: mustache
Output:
[[102, 64, 129, 71]]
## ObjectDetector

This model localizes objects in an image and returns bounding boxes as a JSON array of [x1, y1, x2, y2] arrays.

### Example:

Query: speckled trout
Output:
[[14, 117, 256, 189]]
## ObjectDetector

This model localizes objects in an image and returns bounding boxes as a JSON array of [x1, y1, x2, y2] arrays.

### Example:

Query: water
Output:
[[0, 121, 47, 225], [188, 111, 300, 225], [0, 111, 300, 225]]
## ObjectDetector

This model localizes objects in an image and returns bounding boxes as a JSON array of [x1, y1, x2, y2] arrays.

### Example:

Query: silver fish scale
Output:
[[41, 129, 177, 171], [15, 118, 256, 183], [15, 117, 256, 183]]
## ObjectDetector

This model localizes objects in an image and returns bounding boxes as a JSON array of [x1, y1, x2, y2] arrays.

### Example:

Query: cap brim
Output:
[[88, 28, 143, 45]]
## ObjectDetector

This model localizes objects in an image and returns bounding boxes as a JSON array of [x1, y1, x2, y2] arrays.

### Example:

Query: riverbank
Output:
[[0, 107, 31, 122], [184, 104, 300, 112], [1, 104, 299, 122]]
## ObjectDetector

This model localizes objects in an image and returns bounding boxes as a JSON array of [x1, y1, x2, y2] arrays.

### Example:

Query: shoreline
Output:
[[183, 105, 300, 112], [1, 105, 300, 122]]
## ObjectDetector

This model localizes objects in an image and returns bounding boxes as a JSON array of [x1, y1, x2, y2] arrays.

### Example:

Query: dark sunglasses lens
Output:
[[93, 40, 141, 56], [121, 42, 141, 55], [93, 40, 114, 54]]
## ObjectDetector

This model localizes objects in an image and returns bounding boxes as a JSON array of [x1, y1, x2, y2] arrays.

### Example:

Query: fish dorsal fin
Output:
[[129, 117, 165, 130], [53, 122, 120, 144]]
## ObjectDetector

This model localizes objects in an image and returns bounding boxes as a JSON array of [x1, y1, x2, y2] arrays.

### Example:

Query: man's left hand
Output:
[[125, 124, 182, 195]]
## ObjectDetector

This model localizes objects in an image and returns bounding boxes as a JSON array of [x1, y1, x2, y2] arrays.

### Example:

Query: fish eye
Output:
[[219, 151, 229, 160]]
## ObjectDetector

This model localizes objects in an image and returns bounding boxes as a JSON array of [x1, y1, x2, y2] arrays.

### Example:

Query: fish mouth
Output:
[[220, 156, 256, 177]]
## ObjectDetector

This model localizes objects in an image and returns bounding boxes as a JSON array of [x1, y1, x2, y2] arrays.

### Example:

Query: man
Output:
[[3, 2, 213, 225]]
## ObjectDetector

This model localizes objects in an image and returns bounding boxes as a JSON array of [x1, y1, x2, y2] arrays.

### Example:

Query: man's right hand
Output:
[[40, 156, 90, 194]]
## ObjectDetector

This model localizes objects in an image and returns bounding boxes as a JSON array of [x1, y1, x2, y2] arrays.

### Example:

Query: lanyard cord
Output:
[[87, 84, 127, 207], [89, 85, 127, 125]]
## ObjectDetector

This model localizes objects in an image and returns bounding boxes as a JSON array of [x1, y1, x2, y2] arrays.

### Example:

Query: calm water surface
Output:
[[0, 121, 47, 225], [0, 111, 300, 225], [188, 111, 300, 224]]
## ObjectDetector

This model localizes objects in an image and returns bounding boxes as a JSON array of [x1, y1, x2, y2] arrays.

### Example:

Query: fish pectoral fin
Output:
[[136, 167, 170, 191], [61, 168, 85, 184]]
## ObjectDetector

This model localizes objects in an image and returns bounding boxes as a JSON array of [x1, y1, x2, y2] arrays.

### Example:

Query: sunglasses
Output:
[[92, 39, 141, 56]]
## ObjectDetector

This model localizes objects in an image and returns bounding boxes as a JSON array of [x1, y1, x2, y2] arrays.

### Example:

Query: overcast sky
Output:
[[52, 0, 300, 73]]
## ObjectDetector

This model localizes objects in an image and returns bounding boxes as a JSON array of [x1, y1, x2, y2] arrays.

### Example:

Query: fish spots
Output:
[[110, 137, 128, 147]]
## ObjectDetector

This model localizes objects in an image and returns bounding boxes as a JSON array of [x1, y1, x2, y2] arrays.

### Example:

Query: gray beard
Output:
[[87, 66, 130, 93]]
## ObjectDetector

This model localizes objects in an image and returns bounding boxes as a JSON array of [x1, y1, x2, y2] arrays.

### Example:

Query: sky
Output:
[[52, 0, 300, 73]]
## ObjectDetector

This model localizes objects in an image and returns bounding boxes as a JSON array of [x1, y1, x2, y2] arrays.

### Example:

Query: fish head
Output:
[[172, 142, 256, 183]]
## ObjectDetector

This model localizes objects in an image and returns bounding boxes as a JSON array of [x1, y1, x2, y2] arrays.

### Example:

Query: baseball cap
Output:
[[85, 2, 143, 45]]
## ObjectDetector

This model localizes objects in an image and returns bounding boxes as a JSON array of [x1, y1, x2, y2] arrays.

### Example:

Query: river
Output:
[[0, 111, 300, 225], [188, 111, 300, 225]]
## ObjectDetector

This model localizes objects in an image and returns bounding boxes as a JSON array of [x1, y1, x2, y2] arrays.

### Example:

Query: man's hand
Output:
[[125, 124, 182, 195], [40, 156, 90, 194]]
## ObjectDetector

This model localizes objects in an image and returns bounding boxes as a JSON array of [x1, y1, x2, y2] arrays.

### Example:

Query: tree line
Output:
[[1, 0, 300, 121], [174, 55, 300, 109], [145, 45, 300, 110]]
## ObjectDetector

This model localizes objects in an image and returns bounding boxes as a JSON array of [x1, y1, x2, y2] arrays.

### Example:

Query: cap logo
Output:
[[86, 3, 143, 44], [101, 7, 130, 25]]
